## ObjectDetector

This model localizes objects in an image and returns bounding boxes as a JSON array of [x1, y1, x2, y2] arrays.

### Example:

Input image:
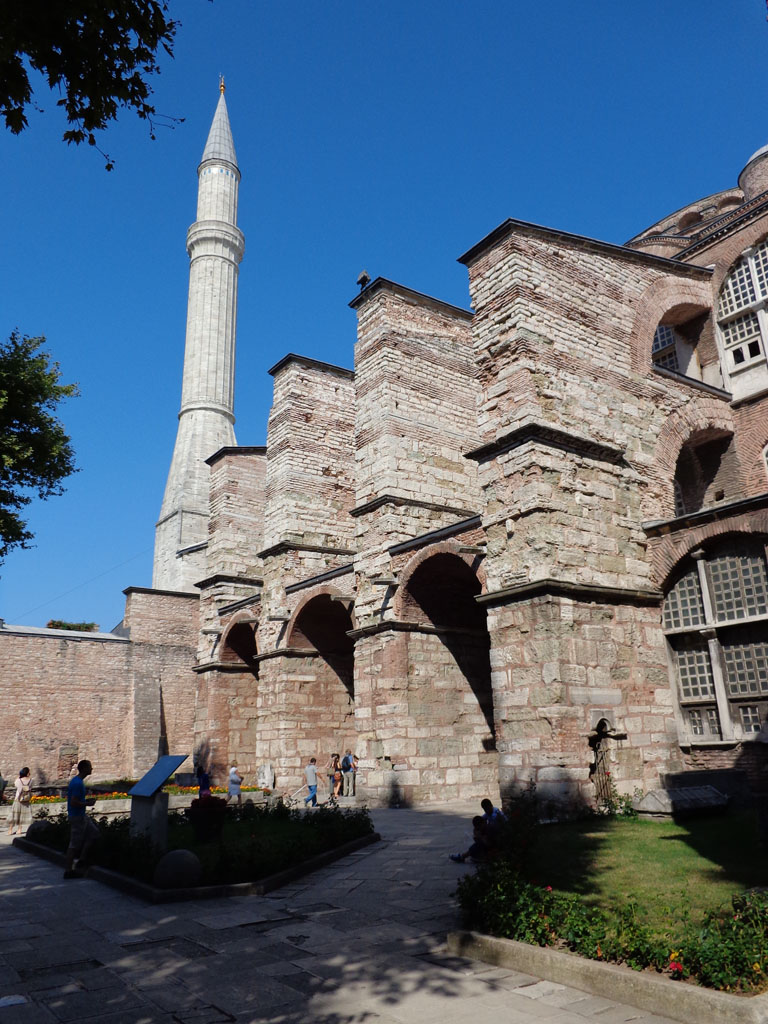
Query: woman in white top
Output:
[[8, 767, 32, 835], [227, 764, 243, 805]]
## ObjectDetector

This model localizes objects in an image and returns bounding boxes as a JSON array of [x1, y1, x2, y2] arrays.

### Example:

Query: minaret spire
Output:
[[152, 85, 245, 591]]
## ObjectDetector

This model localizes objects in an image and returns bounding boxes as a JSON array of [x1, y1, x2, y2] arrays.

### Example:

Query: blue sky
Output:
[[2, 1, 767, 629]]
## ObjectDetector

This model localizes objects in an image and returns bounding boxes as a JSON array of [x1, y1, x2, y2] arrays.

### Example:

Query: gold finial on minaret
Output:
[[219, 75, 226, 94]]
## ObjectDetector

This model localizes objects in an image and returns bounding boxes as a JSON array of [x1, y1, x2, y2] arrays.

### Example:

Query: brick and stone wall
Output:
[[0, 587, 198, 783]]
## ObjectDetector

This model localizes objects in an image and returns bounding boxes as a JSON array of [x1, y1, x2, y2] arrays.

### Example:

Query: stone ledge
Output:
[[14, 831, 380, 903], [447, 931, 768, 1024]]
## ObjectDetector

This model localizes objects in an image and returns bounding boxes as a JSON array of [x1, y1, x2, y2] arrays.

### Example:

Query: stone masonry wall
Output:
[[263, 357, 355, 552], [351, 281, 482, 630], [486, 594, 683, 809]]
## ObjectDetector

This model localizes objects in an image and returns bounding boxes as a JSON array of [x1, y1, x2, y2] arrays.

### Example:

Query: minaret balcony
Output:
[[186, 221, 245, 262]]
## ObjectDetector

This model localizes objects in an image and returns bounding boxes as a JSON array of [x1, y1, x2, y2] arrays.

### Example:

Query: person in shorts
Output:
[[64, 760, 99, 878]]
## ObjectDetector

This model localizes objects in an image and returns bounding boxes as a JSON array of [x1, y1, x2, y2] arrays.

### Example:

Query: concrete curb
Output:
[[13, 831, 380, 903], [447, 931, 768, 1024]]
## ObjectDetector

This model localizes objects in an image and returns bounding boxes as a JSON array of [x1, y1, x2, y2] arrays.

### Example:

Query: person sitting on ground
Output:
[[481, 797, 506, 830], [450, 816, 491, 864]]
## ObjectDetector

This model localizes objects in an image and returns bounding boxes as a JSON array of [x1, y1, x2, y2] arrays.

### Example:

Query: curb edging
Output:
[[447, 931, 768, 1024]]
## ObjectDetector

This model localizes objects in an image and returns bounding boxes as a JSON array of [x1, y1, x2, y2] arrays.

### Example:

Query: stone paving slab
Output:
[[0, 803, 683, 1024]]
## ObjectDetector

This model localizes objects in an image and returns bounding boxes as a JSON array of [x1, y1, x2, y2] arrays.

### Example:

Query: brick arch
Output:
[[710, 227, 768, 297], [628, 277, 712, 373], [285, 586, 356, 649], [394, 540, 487, 621], [220, 611, 258, 666], [653, 402, 736, 479], [651, 519, 768, 589]]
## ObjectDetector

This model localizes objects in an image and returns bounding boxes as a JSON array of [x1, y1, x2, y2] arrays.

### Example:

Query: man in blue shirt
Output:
[[63, 759, 99, 878]]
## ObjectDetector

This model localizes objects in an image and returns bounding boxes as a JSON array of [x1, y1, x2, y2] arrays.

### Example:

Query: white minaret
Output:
[[153, 82, 245, 591]]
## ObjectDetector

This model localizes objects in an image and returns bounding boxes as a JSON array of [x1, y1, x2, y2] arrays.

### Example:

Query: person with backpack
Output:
[[341, 749, 355, 797]]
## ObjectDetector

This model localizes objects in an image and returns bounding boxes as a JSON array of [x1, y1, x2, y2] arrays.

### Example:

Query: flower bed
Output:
[[29, 784, 267, 804], [457, 861, 768, 992], [29, 802, 374, 887]]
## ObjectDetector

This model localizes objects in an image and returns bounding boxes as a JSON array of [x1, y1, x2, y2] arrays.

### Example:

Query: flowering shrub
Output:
[[456, 862, 768, 992], [29, 784, 267, 805]]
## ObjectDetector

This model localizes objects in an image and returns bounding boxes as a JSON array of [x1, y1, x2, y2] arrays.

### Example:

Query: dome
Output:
[[738, 143, 768, 200]]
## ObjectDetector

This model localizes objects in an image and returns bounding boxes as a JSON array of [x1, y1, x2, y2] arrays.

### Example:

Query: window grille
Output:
[[652, 324, 680, 371], [708, 547, 768, 621], [718, 257, 756, 317], [706, 708, 722, 737], [676, 640, 715, 700], [740, 706, 762, 733], [752, 241, 768, 298], [722, 638, 768, 696], [663, 569, 704, 629], [663, 540, 768, 742], [717, 243, 768, 376], [688, 709, 704, 735]]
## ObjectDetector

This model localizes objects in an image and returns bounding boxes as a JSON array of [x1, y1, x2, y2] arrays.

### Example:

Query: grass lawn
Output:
[[531, 811, 768, 932]]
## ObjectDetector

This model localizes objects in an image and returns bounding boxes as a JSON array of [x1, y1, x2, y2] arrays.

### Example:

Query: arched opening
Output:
[[677, 210, 703, 233], [673, 427, 738, 515], [399, 552, 496, 798], [284, 593, 355, 762], [220, 621, 258, 666], [651, 304, 708, 380], [289, 594, 354, 698]]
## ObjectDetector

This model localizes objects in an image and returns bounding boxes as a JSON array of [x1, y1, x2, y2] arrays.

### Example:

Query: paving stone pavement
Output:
[[0, 803, 680, 1024]]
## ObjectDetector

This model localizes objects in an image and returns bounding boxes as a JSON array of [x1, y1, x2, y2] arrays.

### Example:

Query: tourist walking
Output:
[[342, 750, 355, 797], [63, 760, 99, 878], [7, 767, 32, 835], [226, 764, 243, 805], [325, 753, 341, 804], [304, 757, 319, 806]]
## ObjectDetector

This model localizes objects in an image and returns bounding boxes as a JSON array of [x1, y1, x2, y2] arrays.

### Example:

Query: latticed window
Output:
[[717, 242, 768, 373], [740, 706, 762, 733], [663, 539, 768, 742], [652, 325, 680, 371], [663, 568, 704, 629], [707, 546, 768, 621]]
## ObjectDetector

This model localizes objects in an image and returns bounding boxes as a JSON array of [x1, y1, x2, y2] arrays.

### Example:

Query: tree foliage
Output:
[[0, 1, 178, 169], [0, 332, 78, 560]]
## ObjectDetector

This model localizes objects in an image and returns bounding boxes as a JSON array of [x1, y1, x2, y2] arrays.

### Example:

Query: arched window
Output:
[[663, 539, 768, 743], [651, 314, 704, 380], [677, 210, 703, 233], [717, 242, 768, 395]]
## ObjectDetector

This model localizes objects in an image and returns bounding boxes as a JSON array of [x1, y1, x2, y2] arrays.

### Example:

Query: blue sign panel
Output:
[[129, 754, 189, 798]]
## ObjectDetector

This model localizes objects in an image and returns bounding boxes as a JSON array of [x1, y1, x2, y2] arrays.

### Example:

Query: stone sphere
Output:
[[25, 819, 54, 842], [153, 849, 203, 890]]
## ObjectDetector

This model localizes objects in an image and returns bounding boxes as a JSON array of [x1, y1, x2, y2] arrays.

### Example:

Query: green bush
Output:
[[30, 803, 373, 888], [456, 857, 768, 992]]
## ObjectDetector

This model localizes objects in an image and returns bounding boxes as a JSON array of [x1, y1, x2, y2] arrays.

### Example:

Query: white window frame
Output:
[[663, 542, 768, 746], [716, 243, 768, 379]]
